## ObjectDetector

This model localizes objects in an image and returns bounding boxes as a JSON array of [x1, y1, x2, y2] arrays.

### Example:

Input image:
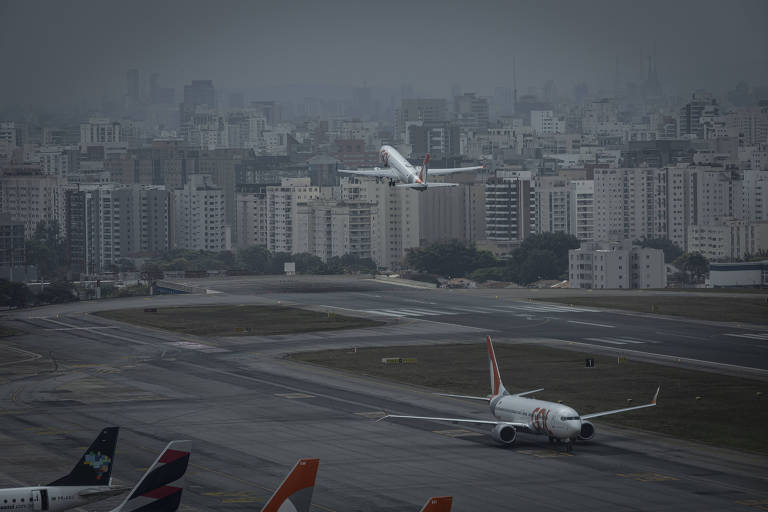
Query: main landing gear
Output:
[[549, 436, 573, 452]]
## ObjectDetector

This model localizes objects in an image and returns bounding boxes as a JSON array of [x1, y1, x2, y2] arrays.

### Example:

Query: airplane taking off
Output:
[[380, 336, 660, 451], [338, 145, 484, 190], [108, 439, 191, 512], [0, 427, 126, 512]]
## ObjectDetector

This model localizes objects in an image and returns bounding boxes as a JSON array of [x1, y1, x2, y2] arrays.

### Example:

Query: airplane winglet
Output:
[[419, 496, 452, 512], [652, 386, 661, 405]]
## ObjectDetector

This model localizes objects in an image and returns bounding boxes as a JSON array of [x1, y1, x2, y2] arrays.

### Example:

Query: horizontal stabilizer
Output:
[[396, 182, 458, 189], [437, 393, 490, 401], [513, 388, 544, 397]]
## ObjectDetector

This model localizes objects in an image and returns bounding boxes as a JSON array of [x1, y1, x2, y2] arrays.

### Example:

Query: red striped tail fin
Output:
[[110, 440, 190, 512], [419, 153, 431, 183]]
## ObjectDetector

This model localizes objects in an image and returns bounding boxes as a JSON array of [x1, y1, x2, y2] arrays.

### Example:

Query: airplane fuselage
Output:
[[0, 486, 122, 512], [491, 395, 583, 440], [379, 145, 425, 186]]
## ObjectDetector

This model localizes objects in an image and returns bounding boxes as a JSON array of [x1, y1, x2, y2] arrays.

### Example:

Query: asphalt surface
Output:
[[0, 275, 767, 511]]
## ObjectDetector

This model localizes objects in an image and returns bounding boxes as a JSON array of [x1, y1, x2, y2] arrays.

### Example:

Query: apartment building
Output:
[[569, 241, 665, 289], [172, 174, 229, 251]]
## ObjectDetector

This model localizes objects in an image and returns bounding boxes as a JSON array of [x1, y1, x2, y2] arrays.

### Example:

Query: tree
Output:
[[674, 252, 709, 284], [25, 220, 67, 280], [406, 240, 498, 277], [237, 245, 271, 273], [506, 233, 580, 284], [36, 281, 77, 305], [635, 237, 683, 263], [0, 279, 32, 308]]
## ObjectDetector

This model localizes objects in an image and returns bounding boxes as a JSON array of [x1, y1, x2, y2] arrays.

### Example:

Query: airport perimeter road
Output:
[[0, 309, 767, 512], [155, 275, 768, 372]]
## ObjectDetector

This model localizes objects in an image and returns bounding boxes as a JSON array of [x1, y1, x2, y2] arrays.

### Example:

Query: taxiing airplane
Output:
[[380, 336, 660, 451], [0, 427, 125, 512], [338, 145, 484, 190], [108, 439, 191, 512], [258, 458, 451, 512]]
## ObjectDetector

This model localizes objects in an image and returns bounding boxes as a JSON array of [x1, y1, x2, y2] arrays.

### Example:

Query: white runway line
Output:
[[584, 337, 629, 345], [568, 320, 616, 328], [724, 332, 768, 341]]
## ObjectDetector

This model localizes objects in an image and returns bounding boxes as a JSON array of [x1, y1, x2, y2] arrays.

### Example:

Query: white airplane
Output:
[[338, 145, 484, 190], [0, 427, 191, 512], [109, 439, 191, 512], [258, 458, 451, 512], [380, 336, 660, 452]]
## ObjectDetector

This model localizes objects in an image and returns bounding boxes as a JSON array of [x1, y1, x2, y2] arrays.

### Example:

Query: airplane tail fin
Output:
[[419, 153, 431, 184], [419, 496, 453, 512], [110, 440, 191, 512], [486, 336, 508, 398], [261, 458, 319, 512], [48, 427, 119, 486]]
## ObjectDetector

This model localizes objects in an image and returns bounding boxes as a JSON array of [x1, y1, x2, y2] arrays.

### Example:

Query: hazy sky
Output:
[[1, 0, 767, 108]]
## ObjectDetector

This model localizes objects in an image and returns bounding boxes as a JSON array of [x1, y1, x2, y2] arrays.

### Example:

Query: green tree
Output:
[[0, 279, 32, 308], [36, 281, 77, 305], [635, 237, 683, 263], [237, 245, 271, 273], [406, 240, 497, 277], [467, 266, 506, 283], [506, 233, 580, 284], [674, 252, 709, 284]]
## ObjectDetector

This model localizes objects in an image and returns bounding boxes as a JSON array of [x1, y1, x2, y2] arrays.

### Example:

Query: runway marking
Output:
[[432, 429, 485, 438], [44, 326, 119, 331], [737, 498, 768, 509], [724, 332, 768, 341], [568, 320, 615, 328], [354, 411, 387, 419], [584, 337, 630, 345], [275, 392, 314, 399], [0, 346, 43, 367], [655, 330, 702, 340], [617, 472, 679, 482], [166, 341, 229, 353]]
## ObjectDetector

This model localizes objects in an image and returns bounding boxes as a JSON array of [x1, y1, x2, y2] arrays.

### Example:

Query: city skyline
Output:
[[1, 0, 767, 111]]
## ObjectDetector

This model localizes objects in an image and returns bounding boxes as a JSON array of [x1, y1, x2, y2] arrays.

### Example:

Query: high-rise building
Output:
[[678, 92, 718, 139], [65, 185, 171, 274], [395, 99, 448, 143], [0, 214, 26, 279], [485, 171, 535, 243], [569, 240, 665, 289], [180, 80, 216, 125], [0, 171, 65, 238], [172, 174, 229, 251], [453, 93, 489, 132], [80, 118, 124, 153], [293, 199, 374, 261], [265, 178, 322, 253]]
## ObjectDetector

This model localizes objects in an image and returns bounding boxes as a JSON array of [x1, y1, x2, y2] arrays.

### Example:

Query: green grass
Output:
[[92, 305, 384, 336], [540, 295, 768, 324], [290, 343, 768, 453]]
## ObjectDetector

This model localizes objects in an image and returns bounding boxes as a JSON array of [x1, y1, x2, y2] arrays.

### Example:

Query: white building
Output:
[[80, 118, 124, 152], [342, 177, 420, 270], [708, 260, 768, 287], [172, 174, 229, 251], [293, 200, 374, 261], [569, 241, 665, 289], [530, 110, 565, 135], [687, 220, 768, 261]]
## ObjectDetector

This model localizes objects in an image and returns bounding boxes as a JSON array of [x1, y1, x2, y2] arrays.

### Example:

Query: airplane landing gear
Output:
[[564, 440, 573, 453]]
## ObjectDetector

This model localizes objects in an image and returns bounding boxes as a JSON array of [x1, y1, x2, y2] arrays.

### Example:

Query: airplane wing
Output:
[[78, 487, 129, 498], [581, 386, 660, 420], [396, 182, 459, 188], [428, 165, 485, 175], [437, 393, 490, 401], [378, 414, 529, 430], [338, 168, 399, 179]]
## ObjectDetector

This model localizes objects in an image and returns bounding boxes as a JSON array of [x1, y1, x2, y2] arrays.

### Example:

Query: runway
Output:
[[1, 276, 767, 511]]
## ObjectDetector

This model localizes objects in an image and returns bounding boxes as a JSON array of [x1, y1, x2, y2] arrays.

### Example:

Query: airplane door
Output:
[[30, 490, 42, 511], [40, 490, 49, 511]]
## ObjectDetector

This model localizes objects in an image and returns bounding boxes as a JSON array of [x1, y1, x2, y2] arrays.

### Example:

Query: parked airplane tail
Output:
[[109, 440, 191, 512], [419, 153, 431, 183], [419, 496, 453, 512], [486, 336, 508, 398], [47, 427, 119, 486], [261, 458, 319, 512]]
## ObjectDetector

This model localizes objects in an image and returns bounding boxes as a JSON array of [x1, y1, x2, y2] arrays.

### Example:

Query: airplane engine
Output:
[[578, 421, 595, 441], [491, 424, 517, 445]]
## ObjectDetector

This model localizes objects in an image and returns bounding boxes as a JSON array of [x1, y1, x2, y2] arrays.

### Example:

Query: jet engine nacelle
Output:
[[578, 421, 595, 441], [491, 423, 517, 445]]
